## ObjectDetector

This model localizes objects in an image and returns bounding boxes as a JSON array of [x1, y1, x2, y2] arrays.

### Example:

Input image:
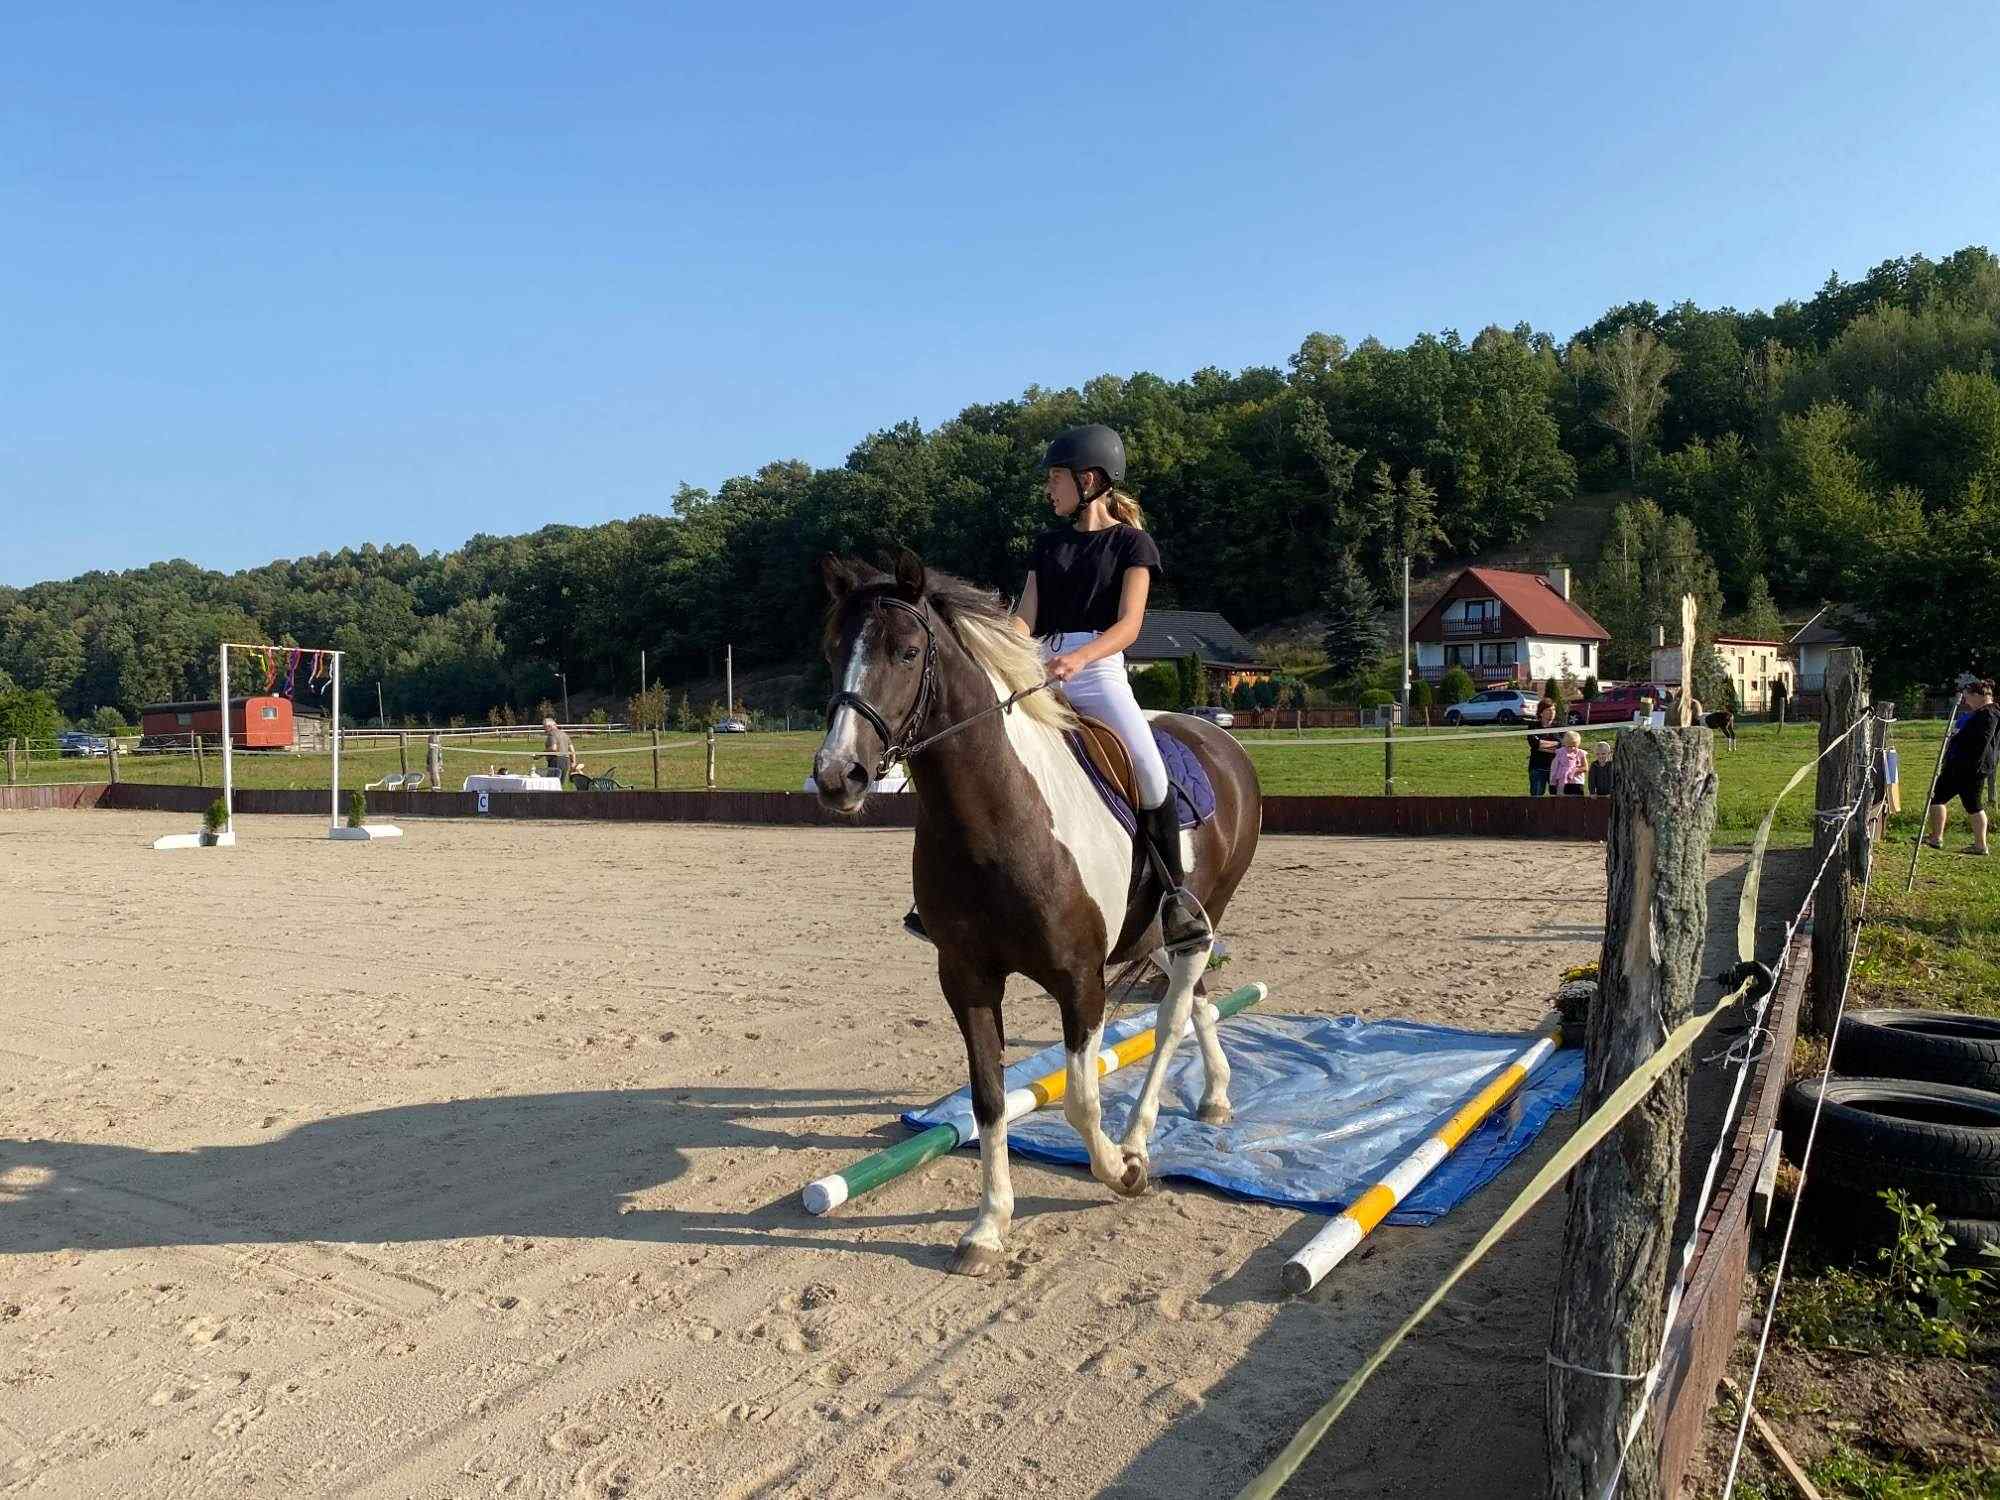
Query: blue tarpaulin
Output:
[[903, 1009, 1583, 1224]]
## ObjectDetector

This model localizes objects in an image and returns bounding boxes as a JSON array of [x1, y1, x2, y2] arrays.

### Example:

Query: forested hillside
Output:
[[4, 245, 1996, 730]]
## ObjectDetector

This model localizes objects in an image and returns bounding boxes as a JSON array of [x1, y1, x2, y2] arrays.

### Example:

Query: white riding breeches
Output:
[[1042, 631, 1170, 810]]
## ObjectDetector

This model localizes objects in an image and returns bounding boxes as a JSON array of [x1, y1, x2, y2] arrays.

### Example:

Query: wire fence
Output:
[[1235, 712, 1880, 1500]]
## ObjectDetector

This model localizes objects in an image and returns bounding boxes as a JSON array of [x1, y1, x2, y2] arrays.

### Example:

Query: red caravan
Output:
[[138, 696, 295, 750]]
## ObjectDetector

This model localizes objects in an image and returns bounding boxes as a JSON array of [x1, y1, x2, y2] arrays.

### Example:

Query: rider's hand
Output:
[[1046, 651, 1089, 683]]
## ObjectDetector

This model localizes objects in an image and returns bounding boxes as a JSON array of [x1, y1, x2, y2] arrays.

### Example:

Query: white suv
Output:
[[1442, 689, 1539, 726]]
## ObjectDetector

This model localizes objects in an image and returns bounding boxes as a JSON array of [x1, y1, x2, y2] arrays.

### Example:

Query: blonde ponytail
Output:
[[1105, 489, 1145, 529]]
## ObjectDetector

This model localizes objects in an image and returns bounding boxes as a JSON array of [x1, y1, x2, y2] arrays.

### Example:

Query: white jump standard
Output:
[[152, 642, 402, 849]]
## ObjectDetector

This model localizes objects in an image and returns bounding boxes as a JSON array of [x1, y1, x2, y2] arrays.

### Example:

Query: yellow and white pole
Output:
[[1282, 1009, 1567, 1294]]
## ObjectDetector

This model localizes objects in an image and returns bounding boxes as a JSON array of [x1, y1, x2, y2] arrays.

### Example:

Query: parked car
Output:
[[1569, 682, 1671, 726], [1441, 689, 1539, 726], [1187, 706, 1235, 728], [715, 718, 751, 734], [56, 731, 111, 757]]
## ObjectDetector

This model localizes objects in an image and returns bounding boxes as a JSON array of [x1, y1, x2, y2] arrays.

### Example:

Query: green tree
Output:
[[0, 689, 62, 747], [1132, 664, 1181, 711], [1727, 576, 1784, 642], [1319, 553, 1385, 681], [1590, 323, 1678, 485], [1437, 667, 1476, 706]]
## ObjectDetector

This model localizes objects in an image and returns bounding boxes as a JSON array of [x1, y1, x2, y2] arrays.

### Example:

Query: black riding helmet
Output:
[[1039, 424, 1126, 495]]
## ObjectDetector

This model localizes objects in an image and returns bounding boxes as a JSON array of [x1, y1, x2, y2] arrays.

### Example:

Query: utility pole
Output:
[[1401, 552, 1412, 717], [725, 644, 734, 719], [376, 680, 386, 729], [558, 671, 570, 724], [640, 648, 646, 695]]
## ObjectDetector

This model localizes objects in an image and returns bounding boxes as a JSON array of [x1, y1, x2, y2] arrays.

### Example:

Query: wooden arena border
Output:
[[1652, 922, 1810, 1495], [3, 783, 1611, 839]]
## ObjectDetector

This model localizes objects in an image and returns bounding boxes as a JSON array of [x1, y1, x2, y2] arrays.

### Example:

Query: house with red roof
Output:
[[1409, 565, 1612, 688]]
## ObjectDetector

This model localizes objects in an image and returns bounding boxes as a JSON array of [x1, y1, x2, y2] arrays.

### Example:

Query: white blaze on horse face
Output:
[[819, 614, 881, 773], [986, 671, 1131, 960]]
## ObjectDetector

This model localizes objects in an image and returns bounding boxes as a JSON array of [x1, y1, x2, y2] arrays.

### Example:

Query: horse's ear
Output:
[[819, 555, 861, 601], [893, 548, 926, 604]]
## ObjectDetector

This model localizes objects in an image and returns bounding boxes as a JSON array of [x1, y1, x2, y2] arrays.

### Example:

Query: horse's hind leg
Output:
[[1117, 937, 1212, 1179], [1052, 969, 1143, 1197], [1188, 987, 1232, 1125], [942, 961, 1011, 1276]]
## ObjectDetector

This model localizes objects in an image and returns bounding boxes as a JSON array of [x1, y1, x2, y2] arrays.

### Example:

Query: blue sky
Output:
[[5, 0, 1996, 587]]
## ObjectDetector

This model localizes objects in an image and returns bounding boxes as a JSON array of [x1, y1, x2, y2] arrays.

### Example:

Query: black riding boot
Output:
[[903, 907, 934, 945], [1141, 799, 1211, 953]]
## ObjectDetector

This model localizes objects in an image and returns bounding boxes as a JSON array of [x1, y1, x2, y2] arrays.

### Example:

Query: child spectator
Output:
[[1588, 740, 1616, 797], [1552, 730, 1589, 796]]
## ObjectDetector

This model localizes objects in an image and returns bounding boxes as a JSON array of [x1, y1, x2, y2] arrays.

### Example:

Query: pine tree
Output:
[[1320, 553, 1386, 681]]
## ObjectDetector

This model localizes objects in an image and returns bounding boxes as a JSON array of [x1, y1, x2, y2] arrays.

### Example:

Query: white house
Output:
[[1788, 607, 1865, 694], [1650, 635, 1794, 712], [1409, 565, 1612, 688]]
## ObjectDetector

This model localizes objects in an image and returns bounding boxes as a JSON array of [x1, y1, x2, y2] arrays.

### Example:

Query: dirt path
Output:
[[0, 811, 1754, 1498]]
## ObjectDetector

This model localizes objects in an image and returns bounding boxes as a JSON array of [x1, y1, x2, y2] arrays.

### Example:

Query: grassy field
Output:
[[1700, 755, 1998, 1498], [11, 718, 1958, 849]]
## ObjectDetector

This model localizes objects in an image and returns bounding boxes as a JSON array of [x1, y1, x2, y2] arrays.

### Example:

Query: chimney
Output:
[[1546, 564, 1571, 601]]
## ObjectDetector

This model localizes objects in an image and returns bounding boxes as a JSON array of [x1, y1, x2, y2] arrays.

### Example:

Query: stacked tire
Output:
[[1783, 1009, 2000, 1263]]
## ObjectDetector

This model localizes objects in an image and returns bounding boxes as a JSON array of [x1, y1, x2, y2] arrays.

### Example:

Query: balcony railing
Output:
[[1419, 663, 1527, 684], [1442, 617, 1505, 637]]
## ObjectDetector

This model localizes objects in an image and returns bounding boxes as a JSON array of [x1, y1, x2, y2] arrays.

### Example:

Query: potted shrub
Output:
[[200, 798, 227, 847], [346, 790, 367, 829]]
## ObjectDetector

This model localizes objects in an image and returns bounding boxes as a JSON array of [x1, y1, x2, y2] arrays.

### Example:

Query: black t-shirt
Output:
[[1029, 523, 1163, 636], [1526, 723, 1561, 769], [1945, 704, 2000, 775]]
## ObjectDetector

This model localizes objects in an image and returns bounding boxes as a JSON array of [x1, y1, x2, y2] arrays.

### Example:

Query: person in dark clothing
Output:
[[1525, 699, 1561, 796], [1587, 740, 1616, 797], [1925, 678, 1998, 855]]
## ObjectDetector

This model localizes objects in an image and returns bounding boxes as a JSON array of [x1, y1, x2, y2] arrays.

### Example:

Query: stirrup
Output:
[[1158, 886, 1212, 956], [902, 907, 934, 945]]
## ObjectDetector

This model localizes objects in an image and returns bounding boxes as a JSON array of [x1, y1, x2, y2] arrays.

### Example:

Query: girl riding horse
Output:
[[900, 424, 1208, 955]]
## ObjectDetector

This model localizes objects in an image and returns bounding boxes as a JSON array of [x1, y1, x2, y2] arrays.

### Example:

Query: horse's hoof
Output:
[[948, 1242, 1004, 1277], [1111, 1151, 1149, 1198], [1198, 1101, 1233, 1126]]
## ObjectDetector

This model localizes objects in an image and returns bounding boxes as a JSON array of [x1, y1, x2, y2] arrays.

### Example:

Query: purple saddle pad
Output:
[[1064, 725, 1216, 838]]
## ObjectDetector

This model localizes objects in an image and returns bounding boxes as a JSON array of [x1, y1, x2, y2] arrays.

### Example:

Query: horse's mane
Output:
[[821, 562, 1075, 736], [927, 573, 1076, 735]]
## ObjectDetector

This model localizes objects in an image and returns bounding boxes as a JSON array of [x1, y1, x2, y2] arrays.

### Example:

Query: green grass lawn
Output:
[[13, 718, 1956, 850], [1854, 807, 2000, 1017]]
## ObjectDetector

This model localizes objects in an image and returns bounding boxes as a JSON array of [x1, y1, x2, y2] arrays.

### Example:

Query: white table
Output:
[[461, 774, 564, 794]]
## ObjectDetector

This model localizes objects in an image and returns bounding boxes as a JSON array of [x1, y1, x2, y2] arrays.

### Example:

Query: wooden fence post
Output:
[[1808, 648, 1869, 1038], [427, 733, 443, 792], [1547, 724, 1717, 1500], [705, 728, 716, 790], [398, 732, 409, 777], [651, 730, 661, 789], [107, 741, 120, 785], [5, 737, 15, 785], [195, 733, 206, 786]]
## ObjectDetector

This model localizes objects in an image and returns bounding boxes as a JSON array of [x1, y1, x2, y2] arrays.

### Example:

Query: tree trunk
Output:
[[1808, 649, 1869, 1037], [1547, 726, 1717, 1500]]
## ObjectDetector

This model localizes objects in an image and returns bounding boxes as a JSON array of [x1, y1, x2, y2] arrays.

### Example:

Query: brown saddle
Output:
[[1073, 713, 1140, 812]]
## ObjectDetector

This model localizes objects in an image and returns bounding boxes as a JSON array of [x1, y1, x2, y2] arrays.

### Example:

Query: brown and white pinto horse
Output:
[[812, 552, 1261, 1275]]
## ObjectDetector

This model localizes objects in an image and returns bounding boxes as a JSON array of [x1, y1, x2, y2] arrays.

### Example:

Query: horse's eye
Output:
[[898, 647, 920, 665]]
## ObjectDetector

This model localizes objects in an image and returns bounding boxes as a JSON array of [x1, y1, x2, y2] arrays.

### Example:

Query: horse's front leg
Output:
[[943, 960, 1011, 1277], [1117, 940, 1214, 1173]]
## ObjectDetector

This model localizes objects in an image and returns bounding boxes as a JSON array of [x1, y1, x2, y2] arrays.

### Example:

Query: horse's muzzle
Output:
[[811, 749, 871, 814]]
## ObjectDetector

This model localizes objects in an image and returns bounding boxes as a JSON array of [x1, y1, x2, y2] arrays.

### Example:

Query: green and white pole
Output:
[[802, 982, 1266, 1216]]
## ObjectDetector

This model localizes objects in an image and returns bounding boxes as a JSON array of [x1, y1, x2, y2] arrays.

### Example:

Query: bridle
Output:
[[823, 594, 1051, 781]]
